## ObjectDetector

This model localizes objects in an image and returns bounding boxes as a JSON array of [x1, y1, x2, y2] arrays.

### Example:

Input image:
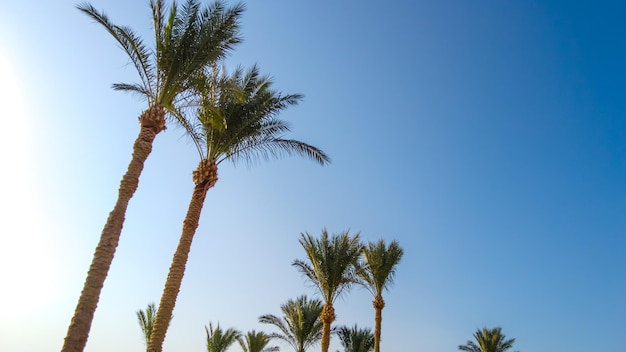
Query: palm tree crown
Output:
[[137, 303, 157, 346], [188, 64, 330, 165], [259, 295, 323, 352], [293, 229, 363, 304], [136, 303, 172, 346], [77, 0, 244, 111], [360, 240, 404, 296], [336, 325, 374, 352], [205, 322, 241, 352], [238, 330, 279, 352], [458, 327, 518, 352]]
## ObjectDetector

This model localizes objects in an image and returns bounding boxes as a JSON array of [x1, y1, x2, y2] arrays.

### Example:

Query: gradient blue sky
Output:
[[0, 1, 624, 351]]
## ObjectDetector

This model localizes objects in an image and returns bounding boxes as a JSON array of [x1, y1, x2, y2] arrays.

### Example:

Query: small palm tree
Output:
[[458, 327, 518, 352], [137, 303, 157, 346], [63, 2, 243, 351], [238, 330, 279, 352], [149, 65, 330, 352], [358, 240, 403, 352], [136, 303, 173, 346], [335, 325, 374, 352], [292, 229, 363, 352], [205, 322, 241, 352], [259, 295, 323, 352]]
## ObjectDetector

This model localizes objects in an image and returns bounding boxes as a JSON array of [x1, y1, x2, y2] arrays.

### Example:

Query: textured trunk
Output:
[[148, 158, 218, 352], [320, 304, 335, 352], [62, 104, 165, 352], [373, 295, 385, 352]]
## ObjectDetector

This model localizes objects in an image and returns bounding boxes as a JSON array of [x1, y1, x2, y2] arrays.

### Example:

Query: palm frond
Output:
[[112, 82, 152, 97], [77, 3, 155, 100]]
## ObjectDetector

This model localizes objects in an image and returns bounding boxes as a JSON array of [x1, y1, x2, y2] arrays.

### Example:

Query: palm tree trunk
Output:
[[320, 304, 335, 352], [62, 104, 165, 352], [148, 158, 218, 352], [373, 295, 385, 352]]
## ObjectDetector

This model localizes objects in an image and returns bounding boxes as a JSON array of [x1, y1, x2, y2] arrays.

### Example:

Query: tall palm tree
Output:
[[148, 65, 330, 352], [259, 295, 324, 352], [458, 327, 518, 352], [136, 303, 173, 346], [358, 240, 403, 352], [238, 330, 279, 352], [335, 325, 374, 352], [63, 2, 243, 351], [205, 322, 241, 352], [292, 229, 363, 352]]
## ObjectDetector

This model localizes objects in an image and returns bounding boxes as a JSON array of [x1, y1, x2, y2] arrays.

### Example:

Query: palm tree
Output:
[[148, 65, 330, 352], [358, 240, 403, 352], [136, 303, 173, 346], [63, 2, 243, 351], [238, 330, 279, 352], [292, 229, 363, 352], [458, 327, 518, 352], [335, 325, 374, 352], [259, 295, 324, 352], [137, 303, 157, 346], [205, 322, 241, 352]]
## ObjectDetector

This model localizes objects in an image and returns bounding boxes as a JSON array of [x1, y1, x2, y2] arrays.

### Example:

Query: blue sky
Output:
[[0, 1, 624, 351]]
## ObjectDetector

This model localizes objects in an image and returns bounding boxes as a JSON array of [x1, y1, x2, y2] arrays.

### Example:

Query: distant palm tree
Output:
[[335, 325, 374, 352], [149, 65, 330, 352], [358, 240, 403, 352], [136, 303, 172, 346], [137, 303, 157, 346], [292, 229, 363, 352], [63, 2, 243, 351], [259, 295, 324, 352], [205, 322, 241, 352], [458, 327, 518, 352], [238, 330, 279, 352]]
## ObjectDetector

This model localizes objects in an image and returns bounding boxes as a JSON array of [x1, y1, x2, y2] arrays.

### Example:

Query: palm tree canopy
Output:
[[359, 240, 404, 296], [259, 295, 323, 352], [185, 64, 330, 165], [205, 322, 242, 352], [136, 303, 157, 346], [76, 0, 244, 113], [292, 229, 363, 304], [238, 330, 278, 352], [458, 327, 518, 352], [336, 325, 374, 352]]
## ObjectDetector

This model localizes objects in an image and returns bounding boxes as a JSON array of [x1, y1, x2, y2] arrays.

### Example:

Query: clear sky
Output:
[[0, 1, 624, 351]]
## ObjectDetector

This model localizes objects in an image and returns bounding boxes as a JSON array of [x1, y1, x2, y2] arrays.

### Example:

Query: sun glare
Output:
[[0, 51, 58, 320]]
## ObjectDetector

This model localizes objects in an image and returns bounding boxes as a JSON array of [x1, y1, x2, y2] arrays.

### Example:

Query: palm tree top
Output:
[[185, 64, 330, 166], [259, 295, 323, 352], [76, 0, 244, 111], [359, 239, 404, 296], [336, 325, 374, 352], [238, 330, 279, 352], [458, 326, 518, 352], [205, 321, 242, 352], [292, 229, 363, 304]]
